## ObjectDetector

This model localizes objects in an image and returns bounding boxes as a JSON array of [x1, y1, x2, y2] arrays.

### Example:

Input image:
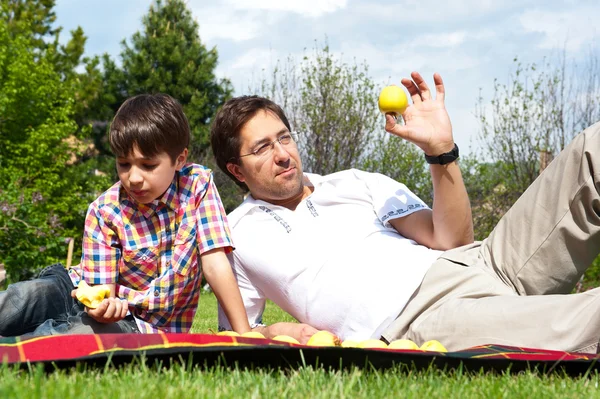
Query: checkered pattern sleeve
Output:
[[80, 202, 120, 284], [195, 175, 233, 254]]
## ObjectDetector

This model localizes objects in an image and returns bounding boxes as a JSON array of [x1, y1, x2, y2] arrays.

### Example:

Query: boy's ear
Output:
[[175, 149, 188, 170], [226, 162, 246, 183]]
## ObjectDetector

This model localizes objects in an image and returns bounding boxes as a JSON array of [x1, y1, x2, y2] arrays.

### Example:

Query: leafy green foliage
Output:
[[474, 53, 600, 285], [254, 41, 381, 177], [0, 0, 110, 281], [119, 0, 232, 159], [363, 134, 433, 205]]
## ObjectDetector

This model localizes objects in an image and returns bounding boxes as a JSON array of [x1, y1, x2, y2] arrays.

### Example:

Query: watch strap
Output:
[[424, 144, 459, 165]]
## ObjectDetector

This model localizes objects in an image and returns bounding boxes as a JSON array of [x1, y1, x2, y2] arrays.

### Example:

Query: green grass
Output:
[[1, 293, 600, 398]]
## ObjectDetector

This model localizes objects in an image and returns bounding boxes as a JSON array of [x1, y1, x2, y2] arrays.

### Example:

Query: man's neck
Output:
[[257, 185, 314, 211]]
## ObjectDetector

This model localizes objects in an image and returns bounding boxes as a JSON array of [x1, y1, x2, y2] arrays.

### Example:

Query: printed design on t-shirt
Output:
[[306, 199, 319, 217], [259, 205, 292, 233], [380, 203, 424, 224]]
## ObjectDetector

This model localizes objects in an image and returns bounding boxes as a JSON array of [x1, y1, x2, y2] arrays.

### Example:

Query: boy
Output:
[[0, 93, 250, 336]]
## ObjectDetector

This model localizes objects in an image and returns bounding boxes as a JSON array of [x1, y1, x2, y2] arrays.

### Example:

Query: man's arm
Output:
[[386, 72, 473, 250], [253, 322, 318, 345]]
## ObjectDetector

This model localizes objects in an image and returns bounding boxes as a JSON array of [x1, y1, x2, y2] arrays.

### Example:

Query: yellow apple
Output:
[[306, 330, 342, 347], [387, 339, 419, 350], [241, 331, 266, 339], [420, 339, 448, 352], [357, 339, 388, 349], [216, 331, 240, 337], [378, 85, 409, 117], [341, 340, 360, 348], [75, 280, 110, 309], [272, 335, 300, 344]]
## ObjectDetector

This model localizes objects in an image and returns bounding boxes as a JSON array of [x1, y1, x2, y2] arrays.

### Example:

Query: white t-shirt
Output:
[[219, 169, 442, 340]]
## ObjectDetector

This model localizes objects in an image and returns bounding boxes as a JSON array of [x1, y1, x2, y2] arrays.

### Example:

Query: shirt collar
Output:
[[228, 172, 320, 227], [157, 179, 179, 211], [119, 176, 179, 219]]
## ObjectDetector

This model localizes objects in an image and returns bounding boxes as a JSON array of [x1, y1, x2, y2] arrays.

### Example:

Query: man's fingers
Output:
[[385, 114, 410, 139], [433, 72, 445, 102], [401, 77, 422, 104], [411, 71, 432, 101]]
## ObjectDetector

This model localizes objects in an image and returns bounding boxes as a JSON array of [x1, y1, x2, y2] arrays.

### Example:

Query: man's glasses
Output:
[[238, 132, 299, 159]]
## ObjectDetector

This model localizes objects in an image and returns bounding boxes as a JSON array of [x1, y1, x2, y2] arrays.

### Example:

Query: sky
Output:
[[53, 0, 600, 154]]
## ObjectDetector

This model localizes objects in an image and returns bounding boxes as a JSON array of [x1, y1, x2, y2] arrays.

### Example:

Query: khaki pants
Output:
[[382, 122, 600, 353]]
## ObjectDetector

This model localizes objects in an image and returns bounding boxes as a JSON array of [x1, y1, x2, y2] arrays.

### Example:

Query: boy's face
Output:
[[116, 146, 187, 204]]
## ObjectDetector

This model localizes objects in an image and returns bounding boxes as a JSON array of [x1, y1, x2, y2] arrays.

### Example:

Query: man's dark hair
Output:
[[109, 93, 190, 164], [210, 95, 291, 191]]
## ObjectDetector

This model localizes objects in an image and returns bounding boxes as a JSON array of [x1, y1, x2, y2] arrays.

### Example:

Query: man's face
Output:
[[227, 110, 305, 205], [117, 146, 187, 204]]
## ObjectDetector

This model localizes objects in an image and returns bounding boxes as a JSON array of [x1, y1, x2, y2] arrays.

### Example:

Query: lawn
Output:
[[1, 292, 600, 399]]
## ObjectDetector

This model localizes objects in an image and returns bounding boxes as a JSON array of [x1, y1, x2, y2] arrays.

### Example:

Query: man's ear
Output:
[[176, 149, 188, 170], [226, 162, 246, 183]]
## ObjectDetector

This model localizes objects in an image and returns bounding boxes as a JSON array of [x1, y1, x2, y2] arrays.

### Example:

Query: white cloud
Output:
[[519, 6, 600, 52], [193, 6, 269, 42], [223, 0, 348, 17]]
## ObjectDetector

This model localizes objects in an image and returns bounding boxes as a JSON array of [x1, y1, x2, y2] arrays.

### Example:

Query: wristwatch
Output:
[[424, 143, 459, 165]]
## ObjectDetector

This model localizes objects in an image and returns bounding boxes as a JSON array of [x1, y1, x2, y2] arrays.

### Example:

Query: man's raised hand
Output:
[[384, 72, 455, 157]]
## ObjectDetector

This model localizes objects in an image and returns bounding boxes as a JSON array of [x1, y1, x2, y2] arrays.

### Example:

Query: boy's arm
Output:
[[77, 201, 128, 323], [201, 248, 251, 334]]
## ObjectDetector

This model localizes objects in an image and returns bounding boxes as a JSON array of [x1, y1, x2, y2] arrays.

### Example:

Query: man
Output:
[[210, 72, 600, 353]]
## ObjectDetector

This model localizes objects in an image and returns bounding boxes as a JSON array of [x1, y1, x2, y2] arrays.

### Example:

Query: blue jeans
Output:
[[0, 264, 138, 337]]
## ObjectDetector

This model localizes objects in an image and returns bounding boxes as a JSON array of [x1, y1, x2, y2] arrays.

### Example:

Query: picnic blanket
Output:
[[1, 333, 598, 375]]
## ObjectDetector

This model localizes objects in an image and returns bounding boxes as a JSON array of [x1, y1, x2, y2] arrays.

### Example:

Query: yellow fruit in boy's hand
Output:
[[388, 339, 420, 350], [217, 331, 240, 337], [341, 340, 360, 348], [241, 331, 266, 339], [357, 339, 388, 349], [306, 330, 342, 347], [378, 85, 409, 117], [75, 280, 110, 309], [420, 340, 448, 352], [272, 335, 300, 344]]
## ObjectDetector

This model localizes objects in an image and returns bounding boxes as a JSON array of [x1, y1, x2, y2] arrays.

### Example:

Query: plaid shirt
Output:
[[73, 163, 232, 333]]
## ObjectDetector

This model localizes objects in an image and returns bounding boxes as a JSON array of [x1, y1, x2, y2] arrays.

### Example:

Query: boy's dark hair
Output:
[[210, 95, 291, 191], [109, 93, 190, 163]]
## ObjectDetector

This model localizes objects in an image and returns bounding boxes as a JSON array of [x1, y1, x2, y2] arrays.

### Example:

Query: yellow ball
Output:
[[216, 330, 240, 337], [306, 330, 342, 347], [241, 331, 266, 339], [357, 339, 388, 349], [378, 85, 409, 117], [420, 339, 448, 352], [272, 335, 300, 344], [388, 339, 419, 350]]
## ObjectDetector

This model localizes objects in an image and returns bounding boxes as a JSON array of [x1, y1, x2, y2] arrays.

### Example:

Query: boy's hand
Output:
[[71, 289, 129, 323], [85, 297, 129, 323]]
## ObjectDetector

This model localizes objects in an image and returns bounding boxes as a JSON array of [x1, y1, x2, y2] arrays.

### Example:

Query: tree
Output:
[[256, 42, 380, 176], [362, 136, 433, 205], [119, 0, 232, 159], [0, 0, 110, 282], [474, 51, 600, 239]]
